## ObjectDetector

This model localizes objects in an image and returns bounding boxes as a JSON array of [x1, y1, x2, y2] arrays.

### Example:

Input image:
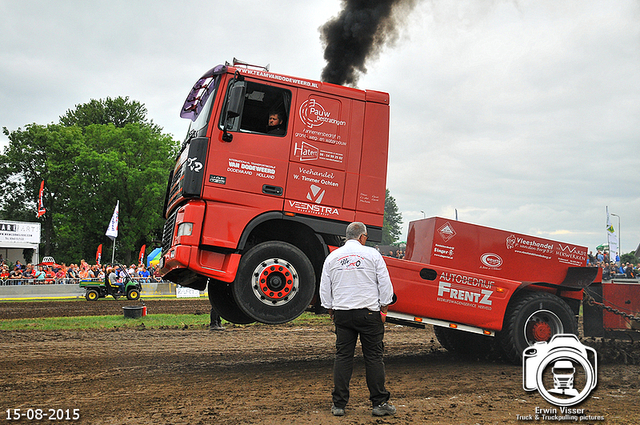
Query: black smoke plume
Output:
[[320, 0, 417, 87]]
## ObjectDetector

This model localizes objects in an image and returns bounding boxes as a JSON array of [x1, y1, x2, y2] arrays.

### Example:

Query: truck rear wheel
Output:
[[232, 241, 315, 324], [498, 291, 577, 364], [208, 279, 255, 324]]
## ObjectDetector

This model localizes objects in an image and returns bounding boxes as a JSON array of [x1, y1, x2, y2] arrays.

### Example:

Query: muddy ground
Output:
[[1, 299, 639, 424]]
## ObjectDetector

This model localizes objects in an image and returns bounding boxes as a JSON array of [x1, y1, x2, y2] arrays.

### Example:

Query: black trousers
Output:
[[332, 309, 390, 408], [210, 308, 222, 327]]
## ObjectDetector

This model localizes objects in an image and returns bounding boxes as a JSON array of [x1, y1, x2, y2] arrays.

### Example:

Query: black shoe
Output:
[[372, 402, 396, 416], [209, 324, 225, 331], [331, 405, 345, 416]]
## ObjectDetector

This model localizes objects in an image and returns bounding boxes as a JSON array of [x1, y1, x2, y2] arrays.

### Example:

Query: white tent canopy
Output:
[[0, 220, 41, 266]]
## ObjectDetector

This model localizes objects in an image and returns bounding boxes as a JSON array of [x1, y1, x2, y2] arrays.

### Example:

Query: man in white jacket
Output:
[[320, 222, 396, 417]]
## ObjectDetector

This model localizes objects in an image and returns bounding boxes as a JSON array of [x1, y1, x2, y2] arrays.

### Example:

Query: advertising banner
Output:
[[0, 220, 41, 245]]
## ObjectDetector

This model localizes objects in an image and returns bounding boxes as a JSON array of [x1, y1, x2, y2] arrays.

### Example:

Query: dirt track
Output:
[[1, 299, 639, 424]]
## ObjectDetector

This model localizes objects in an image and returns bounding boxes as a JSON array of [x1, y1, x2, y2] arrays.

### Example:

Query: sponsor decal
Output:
[[337, 254, 365, 270], [307, 184, 325, 204], [480, 253, 503, 268], [293, 141, 344, 163], [357, 192, 381, 205], [287, 200, 339, 216], [209, 175, 226, 185], [296, 130, 346, 146], [516, 334, 603, 421], [433, 244, 454, 260], [291, 166, 339, 188], [299, 99, 347, 129], [436, 271, 494, 310], [437, 281, 493, 310], [227, 158, 276, 179], [555, 243, 587, 266], [506, 235, 553, 251], [505, 234, 586, 265], [505, 234, 554, 260], [186, 157, 203, 173], [240, 68, 319, 89], [438, 221, 457, 242], [295, 141, 319, 161]]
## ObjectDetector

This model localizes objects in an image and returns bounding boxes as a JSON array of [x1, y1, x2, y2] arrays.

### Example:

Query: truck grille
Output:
[[162, 211, 177, 254], [167, 165, 184, 209]]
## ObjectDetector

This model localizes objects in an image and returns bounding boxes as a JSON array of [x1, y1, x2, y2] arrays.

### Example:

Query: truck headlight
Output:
[[177, 222, 193, 237]]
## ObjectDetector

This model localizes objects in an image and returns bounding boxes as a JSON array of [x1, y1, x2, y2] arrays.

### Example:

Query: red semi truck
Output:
[[160, 60, 634, 362], [160, 60, 389, 326]]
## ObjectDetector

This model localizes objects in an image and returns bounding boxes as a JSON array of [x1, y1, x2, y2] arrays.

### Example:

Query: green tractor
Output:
[[80, 266, 142, 301]]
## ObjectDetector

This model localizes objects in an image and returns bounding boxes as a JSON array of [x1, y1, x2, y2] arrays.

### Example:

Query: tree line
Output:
[[0, 97, 180, 265], [1, 96, 404, 264]]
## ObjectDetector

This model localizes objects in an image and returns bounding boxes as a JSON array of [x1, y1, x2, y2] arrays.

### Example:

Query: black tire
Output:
[[434, 326, 495, 360], [127, 288, 140, 300], [85, 289, 99, 301], [208, 279, 255, 324], [497, 291, 577, 364], [232, 241, 316, 324]]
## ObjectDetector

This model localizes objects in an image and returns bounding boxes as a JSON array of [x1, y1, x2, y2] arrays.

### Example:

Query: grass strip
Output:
[[0, 312, 330, 331]]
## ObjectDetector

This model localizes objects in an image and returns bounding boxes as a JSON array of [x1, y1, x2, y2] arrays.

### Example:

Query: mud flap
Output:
[[559, 267, 599, 290]]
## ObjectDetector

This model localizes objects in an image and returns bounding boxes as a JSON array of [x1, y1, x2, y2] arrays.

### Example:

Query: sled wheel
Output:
[[127, 288, 140, 300], [498, 291, 577, 364], [208, 279, 254, 324], [232, 241, 315, 324], [85, 289, 99, 301]]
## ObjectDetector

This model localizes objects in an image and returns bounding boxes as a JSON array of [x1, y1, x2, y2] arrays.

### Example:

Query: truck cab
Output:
[[160, 60, 390, 324]]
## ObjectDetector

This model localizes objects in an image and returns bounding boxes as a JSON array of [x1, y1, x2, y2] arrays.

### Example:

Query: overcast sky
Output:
[[1, 0, 639, 255]]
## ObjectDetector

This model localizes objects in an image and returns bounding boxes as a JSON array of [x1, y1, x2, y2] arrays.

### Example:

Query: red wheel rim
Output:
[[531, 320, 553, 342], [250, 258, 299, 306]]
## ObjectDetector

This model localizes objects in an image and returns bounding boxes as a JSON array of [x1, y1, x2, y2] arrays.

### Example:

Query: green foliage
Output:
[[621, 252, 639, 265], [0, 124, 84, 253], [0, 97, 180, 264], [59, 96, 159, 131], [382, 189, 402, 245]]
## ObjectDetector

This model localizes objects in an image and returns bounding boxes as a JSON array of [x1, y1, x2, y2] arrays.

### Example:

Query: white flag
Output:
[[106, 201, 119, 241], [606, 206, 618, 263]]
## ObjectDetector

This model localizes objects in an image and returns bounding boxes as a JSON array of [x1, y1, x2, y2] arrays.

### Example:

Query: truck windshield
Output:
[[181, 65, 225, 136], [188, 85, 217, 136]]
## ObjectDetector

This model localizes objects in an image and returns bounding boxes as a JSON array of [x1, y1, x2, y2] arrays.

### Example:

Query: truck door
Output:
[[205, 78, 294, 204]]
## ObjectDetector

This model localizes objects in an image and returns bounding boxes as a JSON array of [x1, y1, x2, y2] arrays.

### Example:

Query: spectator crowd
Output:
[[0, 258, 163, 285], [588, 249, 638, 280]]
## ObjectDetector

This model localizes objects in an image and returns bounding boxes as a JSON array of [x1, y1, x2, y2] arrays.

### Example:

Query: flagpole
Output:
[[105, 200, 119, 265]]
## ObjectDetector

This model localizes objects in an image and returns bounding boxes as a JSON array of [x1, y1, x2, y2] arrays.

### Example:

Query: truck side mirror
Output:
[[222, 81, 247, 142], [227, 81, 246, 118]]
